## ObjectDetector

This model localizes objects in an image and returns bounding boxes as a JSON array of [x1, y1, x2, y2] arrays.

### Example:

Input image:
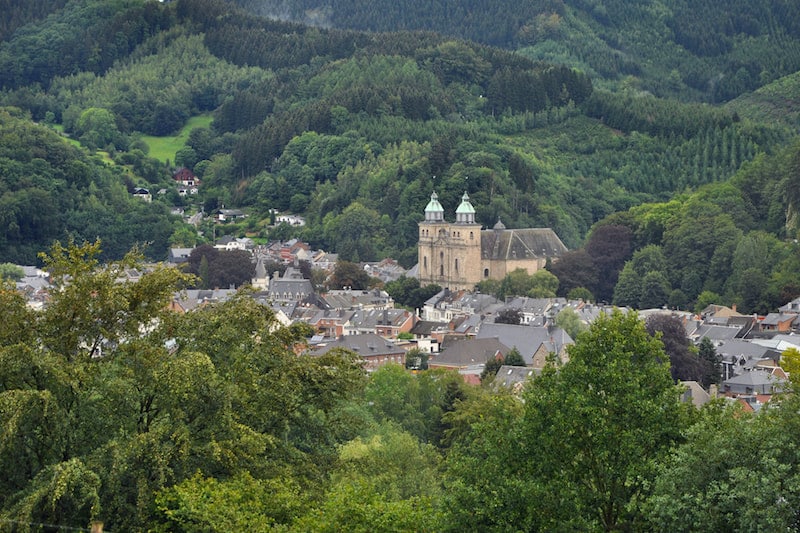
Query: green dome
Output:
[[424, 191, 444, 221], [456, 192, 476, 214]]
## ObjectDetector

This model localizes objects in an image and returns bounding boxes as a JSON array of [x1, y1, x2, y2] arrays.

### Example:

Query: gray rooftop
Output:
[[481, 228, 568, 261]]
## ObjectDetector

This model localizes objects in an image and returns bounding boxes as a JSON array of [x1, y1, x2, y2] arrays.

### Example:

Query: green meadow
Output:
[[140, 114, 213, 164]]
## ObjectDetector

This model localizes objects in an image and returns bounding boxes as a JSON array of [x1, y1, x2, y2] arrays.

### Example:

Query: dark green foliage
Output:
[[495, 308, 522, 325], [385, 276, 441, 311], [0, 108, 177, 263], [519, 311, 687, 531], [697, 337, 722, 387], [0, 0, 175, 91], [645, 313, 705, 383], [503, 347, 526, 366], [480, 354, 504, 384], [329, 260, 372, 290], [645, 398, 800, 531], [185, 244, 255, 289]]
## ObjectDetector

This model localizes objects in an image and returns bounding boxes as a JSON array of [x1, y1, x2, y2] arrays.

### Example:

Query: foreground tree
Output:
[[0, 240, 367, 530], [520, 311, 688, 531], [646, 399, 800, 531]]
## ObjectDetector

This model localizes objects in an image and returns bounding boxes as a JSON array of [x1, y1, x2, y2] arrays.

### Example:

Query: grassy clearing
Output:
[[140, 114, 213, 164]]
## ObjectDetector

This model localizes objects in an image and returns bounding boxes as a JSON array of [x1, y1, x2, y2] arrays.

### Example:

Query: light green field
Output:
[[140, 114, 213, 164]]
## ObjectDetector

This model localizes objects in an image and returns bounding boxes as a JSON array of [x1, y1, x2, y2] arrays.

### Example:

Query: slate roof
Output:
[[694, 324, 742, 343], [722, 370, 787, 394], [411, 320, 449, 336], [320, 289, 392, 310], [480, 228, 568, 261], [309, 333, 404, 357], [172, 289, 237, 311], [716, 339, 776, 360], [268, 268, 314, 301], [493, 365, 539, 389], [761, 313, 796, 327], [347, 308, 412, 329], [431, 337, 510, 368], [476, 323, 573, 365]]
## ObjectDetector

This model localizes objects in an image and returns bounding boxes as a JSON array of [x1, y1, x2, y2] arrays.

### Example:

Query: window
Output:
[[484, 268, 489, 278], [455, 258, 459, 272], [440, 264, 444, 276]]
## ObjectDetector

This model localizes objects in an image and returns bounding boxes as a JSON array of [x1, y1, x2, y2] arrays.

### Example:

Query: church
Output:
[[417, 192, 568, 291]]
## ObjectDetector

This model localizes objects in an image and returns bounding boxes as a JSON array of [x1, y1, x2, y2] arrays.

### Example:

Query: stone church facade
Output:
[[418, 192, 568, 291]]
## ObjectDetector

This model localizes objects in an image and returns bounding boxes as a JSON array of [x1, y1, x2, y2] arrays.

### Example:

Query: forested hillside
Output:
[[233, 0, 800, 102], [0, 0, 798, 307], [5, 1, 800, 531], [0, 108, 178, 263]]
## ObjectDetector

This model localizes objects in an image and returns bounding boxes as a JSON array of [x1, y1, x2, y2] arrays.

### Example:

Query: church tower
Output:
[[418, 192, 482, 291]]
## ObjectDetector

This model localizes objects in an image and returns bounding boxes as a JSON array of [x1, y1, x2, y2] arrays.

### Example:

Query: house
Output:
[[363, 258, 407, 284], [172, 167, 199, 188], [409, 320, 449, 353], [779, 297, 800, 314], [493, 365, 539, 392], [309, 309, 355, 339], [421, 288, 501, 322], [168, 248, 193, 264], [715, 339, 780, 381], [430, 337, 510, 372], [476, 322, 573, 368], [214, 235, 253, 251], [216, 208, 246, 222], [721, 370, 787, 396], [169, 288, 237, 313], [267, 267, 314, 302], [319, 289, 393, 311], [308, 333, 407, 371], [679, 381, 713, 408], [132, 187, 151, 202], [760, 313, 797, 332], [275, 214, 306, 226], [343, 308, 416, 339]]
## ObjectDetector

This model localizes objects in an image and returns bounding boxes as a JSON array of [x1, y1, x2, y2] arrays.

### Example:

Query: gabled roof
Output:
[[310, 333, 404, 357], [761, 313, 796, 326], [694, 324, 742, 343], [348, 308, 412, 329], [494, 365, 539, 389], [679, 381, 712, 408], [410, 320, 449, 336], [476, 323, 573, 365], [716, 339, 775, 361], [432, 337, 510, 368], [320, 289, 392, 310], [724, 370, 785, 388], [480, 227, 568, 261]]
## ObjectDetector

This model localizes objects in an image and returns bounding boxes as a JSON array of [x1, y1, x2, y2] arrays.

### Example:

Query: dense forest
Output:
[[233, 0, 800, 102], [3, 0, 800, 530], [0, 0, 798, 312]]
